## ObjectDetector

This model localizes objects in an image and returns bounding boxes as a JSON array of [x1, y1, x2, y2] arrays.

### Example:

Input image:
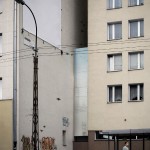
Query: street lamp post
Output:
[[15, 0, 39, 150]]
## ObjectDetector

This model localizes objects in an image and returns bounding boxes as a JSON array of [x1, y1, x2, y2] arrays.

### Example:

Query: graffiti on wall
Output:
[[21, 136, 31, 150], [21, 135, 57, 150], [40, 137, 57, 150]]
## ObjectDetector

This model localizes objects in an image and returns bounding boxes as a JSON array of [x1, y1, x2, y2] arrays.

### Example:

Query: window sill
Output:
[[107, 7, 122, 10], [128, 36, 144, 39], [0, 99, 12, 101], [107, 38, 122, 41], [107, 101, 122, 104], [95, 139, 114, 141], [128, 4, 144, 7], [107, 70, 122, 73], [128, 68, 144, 71], [128, 100, 144, 102]]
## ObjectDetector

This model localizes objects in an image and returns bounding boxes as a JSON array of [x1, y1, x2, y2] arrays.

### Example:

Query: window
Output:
[[108, 54, 122, 71], [108, 85, 122, 103], [62, 130, 67, 146], [129, 84, 143, 101], [107, 0, 122, 9], [129, 52, 144, 70], [108, 22, 122, 40], [129, 0, 144, 6], [0, 33, 2, 55], [0, 0, 4, 13], [0, 78, 2, 99], [129, 19, 144, 38], [95, 131, 113, 140]]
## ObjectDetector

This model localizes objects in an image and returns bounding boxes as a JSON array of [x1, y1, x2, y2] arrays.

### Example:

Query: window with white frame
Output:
[[0, 33, 2, 55], [108, 22, 122, 40], [129, 52, 144, 70], [108, 85, 122, 103], [108, 54, 122, 71], [129, 0, 144, 6], [129, 19, 144, 38], [129, 84, 143, 101], [107, 0, 122, 9], [0, 78, 2, 99], [0, 0, 4, 13]]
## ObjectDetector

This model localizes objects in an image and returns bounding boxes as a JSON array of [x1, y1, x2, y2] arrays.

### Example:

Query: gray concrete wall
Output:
[[61, 0, 87, 50]]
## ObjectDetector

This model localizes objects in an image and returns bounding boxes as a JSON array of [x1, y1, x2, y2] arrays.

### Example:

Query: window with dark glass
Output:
[[108, 85, 122, 103], [108, 0, 122, 9], [108, 22, 122, 40], [129, 52, 144, 70], [108, 54, 122, 71], [129, 0, 144, 6], [129, 19, 144, 38], [129, 84, 143, 101]]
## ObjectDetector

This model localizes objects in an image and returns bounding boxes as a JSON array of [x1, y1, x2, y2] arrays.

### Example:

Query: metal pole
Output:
[[23, 4, 39, 150], [24, 3, 39, 150]]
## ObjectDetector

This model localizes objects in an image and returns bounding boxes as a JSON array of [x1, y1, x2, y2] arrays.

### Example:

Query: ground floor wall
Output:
[[73, 142, 88, 150], [73, 131, 150, 150], [0, 100, 12, 150]]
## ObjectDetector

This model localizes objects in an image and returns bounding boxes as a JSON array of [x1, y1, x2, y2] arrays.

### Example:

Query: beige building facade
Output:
[[86, 0, 150, 150]]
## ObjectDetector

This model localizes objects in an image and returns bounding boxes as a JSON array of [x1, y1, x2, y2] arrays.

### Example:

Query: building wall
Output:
[[0, 100, 12, 150], [17, 0, 87, 149], [73, 141, 88, 150], [88, 0, 150, 130], [74, 48, 88, 136], [0, 0, 14, 149], [17, 28, 75, 150], [88, 131, 150, 150], [61, 0, 87, 49], [0, 0, 13, 100]]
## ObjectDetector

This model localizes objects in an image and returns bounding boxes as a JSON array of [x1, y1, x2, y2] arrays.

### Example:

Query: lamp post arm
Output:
[[24, 3, 38, 52]]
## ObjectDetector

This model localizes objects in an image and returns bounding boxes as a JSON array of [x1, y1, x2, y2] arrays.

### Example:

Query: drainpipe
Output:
[[13, 1, 17, 149]]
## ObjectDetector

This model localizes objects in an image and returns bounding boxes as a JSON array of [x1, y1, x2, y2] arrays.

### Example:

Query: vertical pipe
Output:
[[108, 134, 110, 150], [13, 1, 17, 149], [130, 131, 132, 150], [114, 135, 116, 150], [143, 133, 145, 150], [117, 135, 119, 150]]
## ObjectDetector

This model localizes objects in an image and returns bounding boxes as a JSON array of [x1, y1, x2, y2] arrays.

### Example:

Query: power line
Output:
[[1, 37, 150, 57], [0, 45, 150, 65]]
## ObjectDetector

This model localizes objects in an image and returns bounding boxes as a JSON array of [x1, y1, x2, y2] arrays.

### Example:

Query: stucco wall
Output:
[[0, 100, 12, 150], [88, 0, 150, 130]]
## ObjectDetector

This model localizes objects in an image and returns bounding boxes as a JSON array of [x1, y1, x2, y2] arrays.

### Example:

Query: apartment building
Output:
[[87, 0, 150, 150]]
